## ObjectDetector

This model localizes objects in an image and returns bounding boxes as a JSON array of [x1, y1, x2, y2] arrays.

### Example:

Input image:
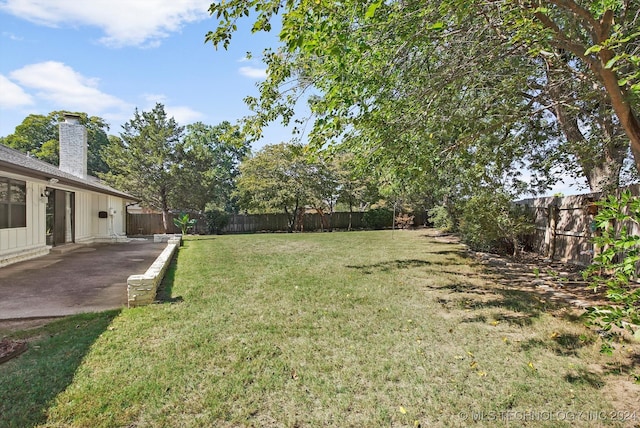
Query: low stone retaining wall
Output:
[[127, 236, 181, 307], [153, 233, 183, 243]]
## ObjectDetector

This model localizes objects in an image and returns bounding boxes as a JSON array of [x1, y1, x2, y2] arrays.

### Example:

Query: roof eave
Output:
[[0, 160, 139, 201]]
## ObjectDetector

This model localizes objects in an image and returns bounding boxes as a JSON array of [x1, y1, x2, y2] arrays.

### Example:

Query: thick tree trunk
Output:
[[596, 63, 640, 172], [536, 2, 640, 175], [315, 207, 330, 231], [162, 209, 170, 233], [544, 57, 626, 192], [551, 94, 624, 191], [161, 190, 170, 232], [284, 206, 295, 233]]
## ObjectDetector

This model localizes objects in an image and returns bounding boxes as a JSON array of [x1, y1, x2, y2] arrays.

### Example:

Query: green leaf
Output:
[[585, 45, 602, 55], [605, 56, 619, 69], [365, 1, 382, 19]]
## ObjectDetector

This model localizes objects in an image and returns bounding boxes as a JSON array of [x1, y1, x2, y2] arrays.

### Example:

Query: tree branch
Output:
[[548, 0, 600, 39]]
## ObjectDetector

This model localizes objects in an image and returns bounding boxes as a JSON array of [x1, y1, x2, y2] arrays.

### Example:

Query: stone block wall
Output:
[[153, 233, 182, 243], [127, 236, 181, 307]]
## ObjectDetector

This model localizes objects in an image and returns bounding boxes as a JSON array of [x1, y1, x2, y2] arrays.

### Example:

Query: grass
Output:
[[1, 230, 638, 427]]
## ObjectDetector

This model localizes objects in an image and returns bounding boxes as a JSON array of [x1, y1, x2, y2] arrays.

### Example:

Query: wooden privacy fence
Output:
[[127, 213, 178, 235], [127, 211, 366, 235], [516, 184, 640, 266]]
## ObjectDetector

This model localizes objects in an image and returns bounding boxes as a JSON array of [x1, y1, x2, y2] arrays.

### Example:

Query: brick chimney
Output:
[[59, 113, 88, 179]]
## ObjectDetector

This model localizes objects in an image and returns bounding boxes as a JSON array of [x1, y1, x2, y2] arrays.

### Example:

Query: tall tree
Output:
[[172, 121, 250, 212], [206, 1, 552, 198], [2, 111, 111, 175], [508, 0, 640, 170], [536, 54, 629, 191], [206, 0, 639, 195], [101, 103, 184, 231], [235, 142, 332, 232], [331, 152, 381, 228]]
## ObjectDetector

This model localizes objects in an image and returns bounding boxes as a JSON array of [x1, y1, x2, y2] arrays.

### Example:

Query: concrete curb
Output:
[[127, 236, 181, 307]]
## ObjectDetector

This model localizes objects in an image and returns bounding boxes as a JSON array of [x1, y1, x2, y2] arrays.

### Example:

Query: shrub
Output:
[[427, 205, 454, 232], [582, 190, 640, 352], [459, 192, 534, 256], [205, 209, 230, 234], [363, 208, 394, 229]]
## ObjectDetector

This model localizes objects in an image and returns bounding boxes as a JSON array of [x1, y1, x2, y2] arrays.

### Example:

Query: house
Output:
[[0, 114, 137, 267]]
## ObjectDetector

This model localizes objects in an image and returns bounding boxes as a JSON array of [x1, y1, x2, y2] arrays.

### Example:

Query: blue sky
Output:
[[0, 0, 295, 150]]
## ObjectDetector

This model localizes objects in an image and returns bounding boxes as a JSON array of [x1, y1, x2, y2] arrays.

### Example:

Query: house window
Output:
[[0, 177, 27, 229]]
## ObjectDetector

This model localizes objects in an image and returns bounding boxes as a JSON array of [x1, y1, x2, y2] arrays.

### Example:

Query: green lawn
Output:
[[1, 230, 637, 427]]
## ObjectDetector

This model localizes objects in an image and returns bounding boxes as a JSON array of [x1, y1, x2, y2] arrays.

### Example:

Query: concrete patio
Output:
[[0, 240, 167, 321]]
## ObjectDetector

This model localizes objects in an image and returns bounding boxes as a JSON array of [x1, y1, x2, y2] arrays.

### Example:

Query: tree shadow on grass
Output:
[[602, 352, 640, 377], [346, 259, 433, 274], [483, 288, 564, 312], [431, 281, 569, 327], [553, 333, 589, 356], [423, 249, 468, 257], [519, 333, 589, 356], [425, 282, 491, 295], [346, 257, 471, 275], [155, 256, 183, 304], [0, 310, 121, 427], [564, 368, 606, 389], [461, 314, 488, 323]]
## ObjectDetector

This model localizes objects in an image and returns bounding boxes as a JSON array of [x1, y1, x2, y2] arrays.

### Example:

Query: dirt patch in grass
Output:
[[0, 338, 27, 364]]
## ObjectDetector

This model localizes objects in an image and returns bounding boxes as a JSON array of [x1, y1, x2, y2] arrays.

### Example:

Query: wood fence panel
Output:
[[517, 184, 640, 265], [127, 211, 366, 235], [518, 194, 596, 265], [127, 213, 172, 235]]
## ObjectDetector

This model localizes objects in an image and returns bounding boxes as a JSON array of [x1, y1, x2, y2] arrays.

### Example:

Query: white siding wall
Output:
[[0, 180, 48, 264], [74, 190, 93, 243], [77, 192, 127, 242], [93, 193, 106, 237], [109, 197, 127, 235], [93, 193, 110, 239], [1, 172, 130, 265]]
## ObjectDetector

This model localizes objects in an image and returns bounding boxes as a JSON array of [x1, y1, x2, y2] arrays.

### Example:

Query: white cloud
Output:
[[142, 93, 169, 105], [239, 66, 267, 79], [2, 31, 23, 41], [142, 93, 204, 125], [8, 61, 132, 114], [0, 74, 34, 108], [0, 0, 209, 47], [166, 105, 204, 124]]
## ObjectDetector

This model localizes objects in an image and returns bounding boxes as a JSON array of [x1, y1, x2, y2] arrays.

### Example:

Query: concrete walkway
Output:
[[0, 240, 167, 320]]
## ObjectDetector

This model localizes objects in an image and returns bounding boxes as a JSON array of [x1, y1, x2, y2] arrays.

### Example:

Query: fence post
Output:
[[545, 203, 559, 259]]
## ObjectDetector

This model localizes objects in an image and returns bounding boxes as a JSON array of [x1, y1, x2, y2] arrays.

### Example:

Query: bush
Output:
[[459, 192, 534, 256], [204, 209, 230, 234], [427, 205, 454, 232], [363, 208, 394, 229], [582, 190, 640, 352]]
